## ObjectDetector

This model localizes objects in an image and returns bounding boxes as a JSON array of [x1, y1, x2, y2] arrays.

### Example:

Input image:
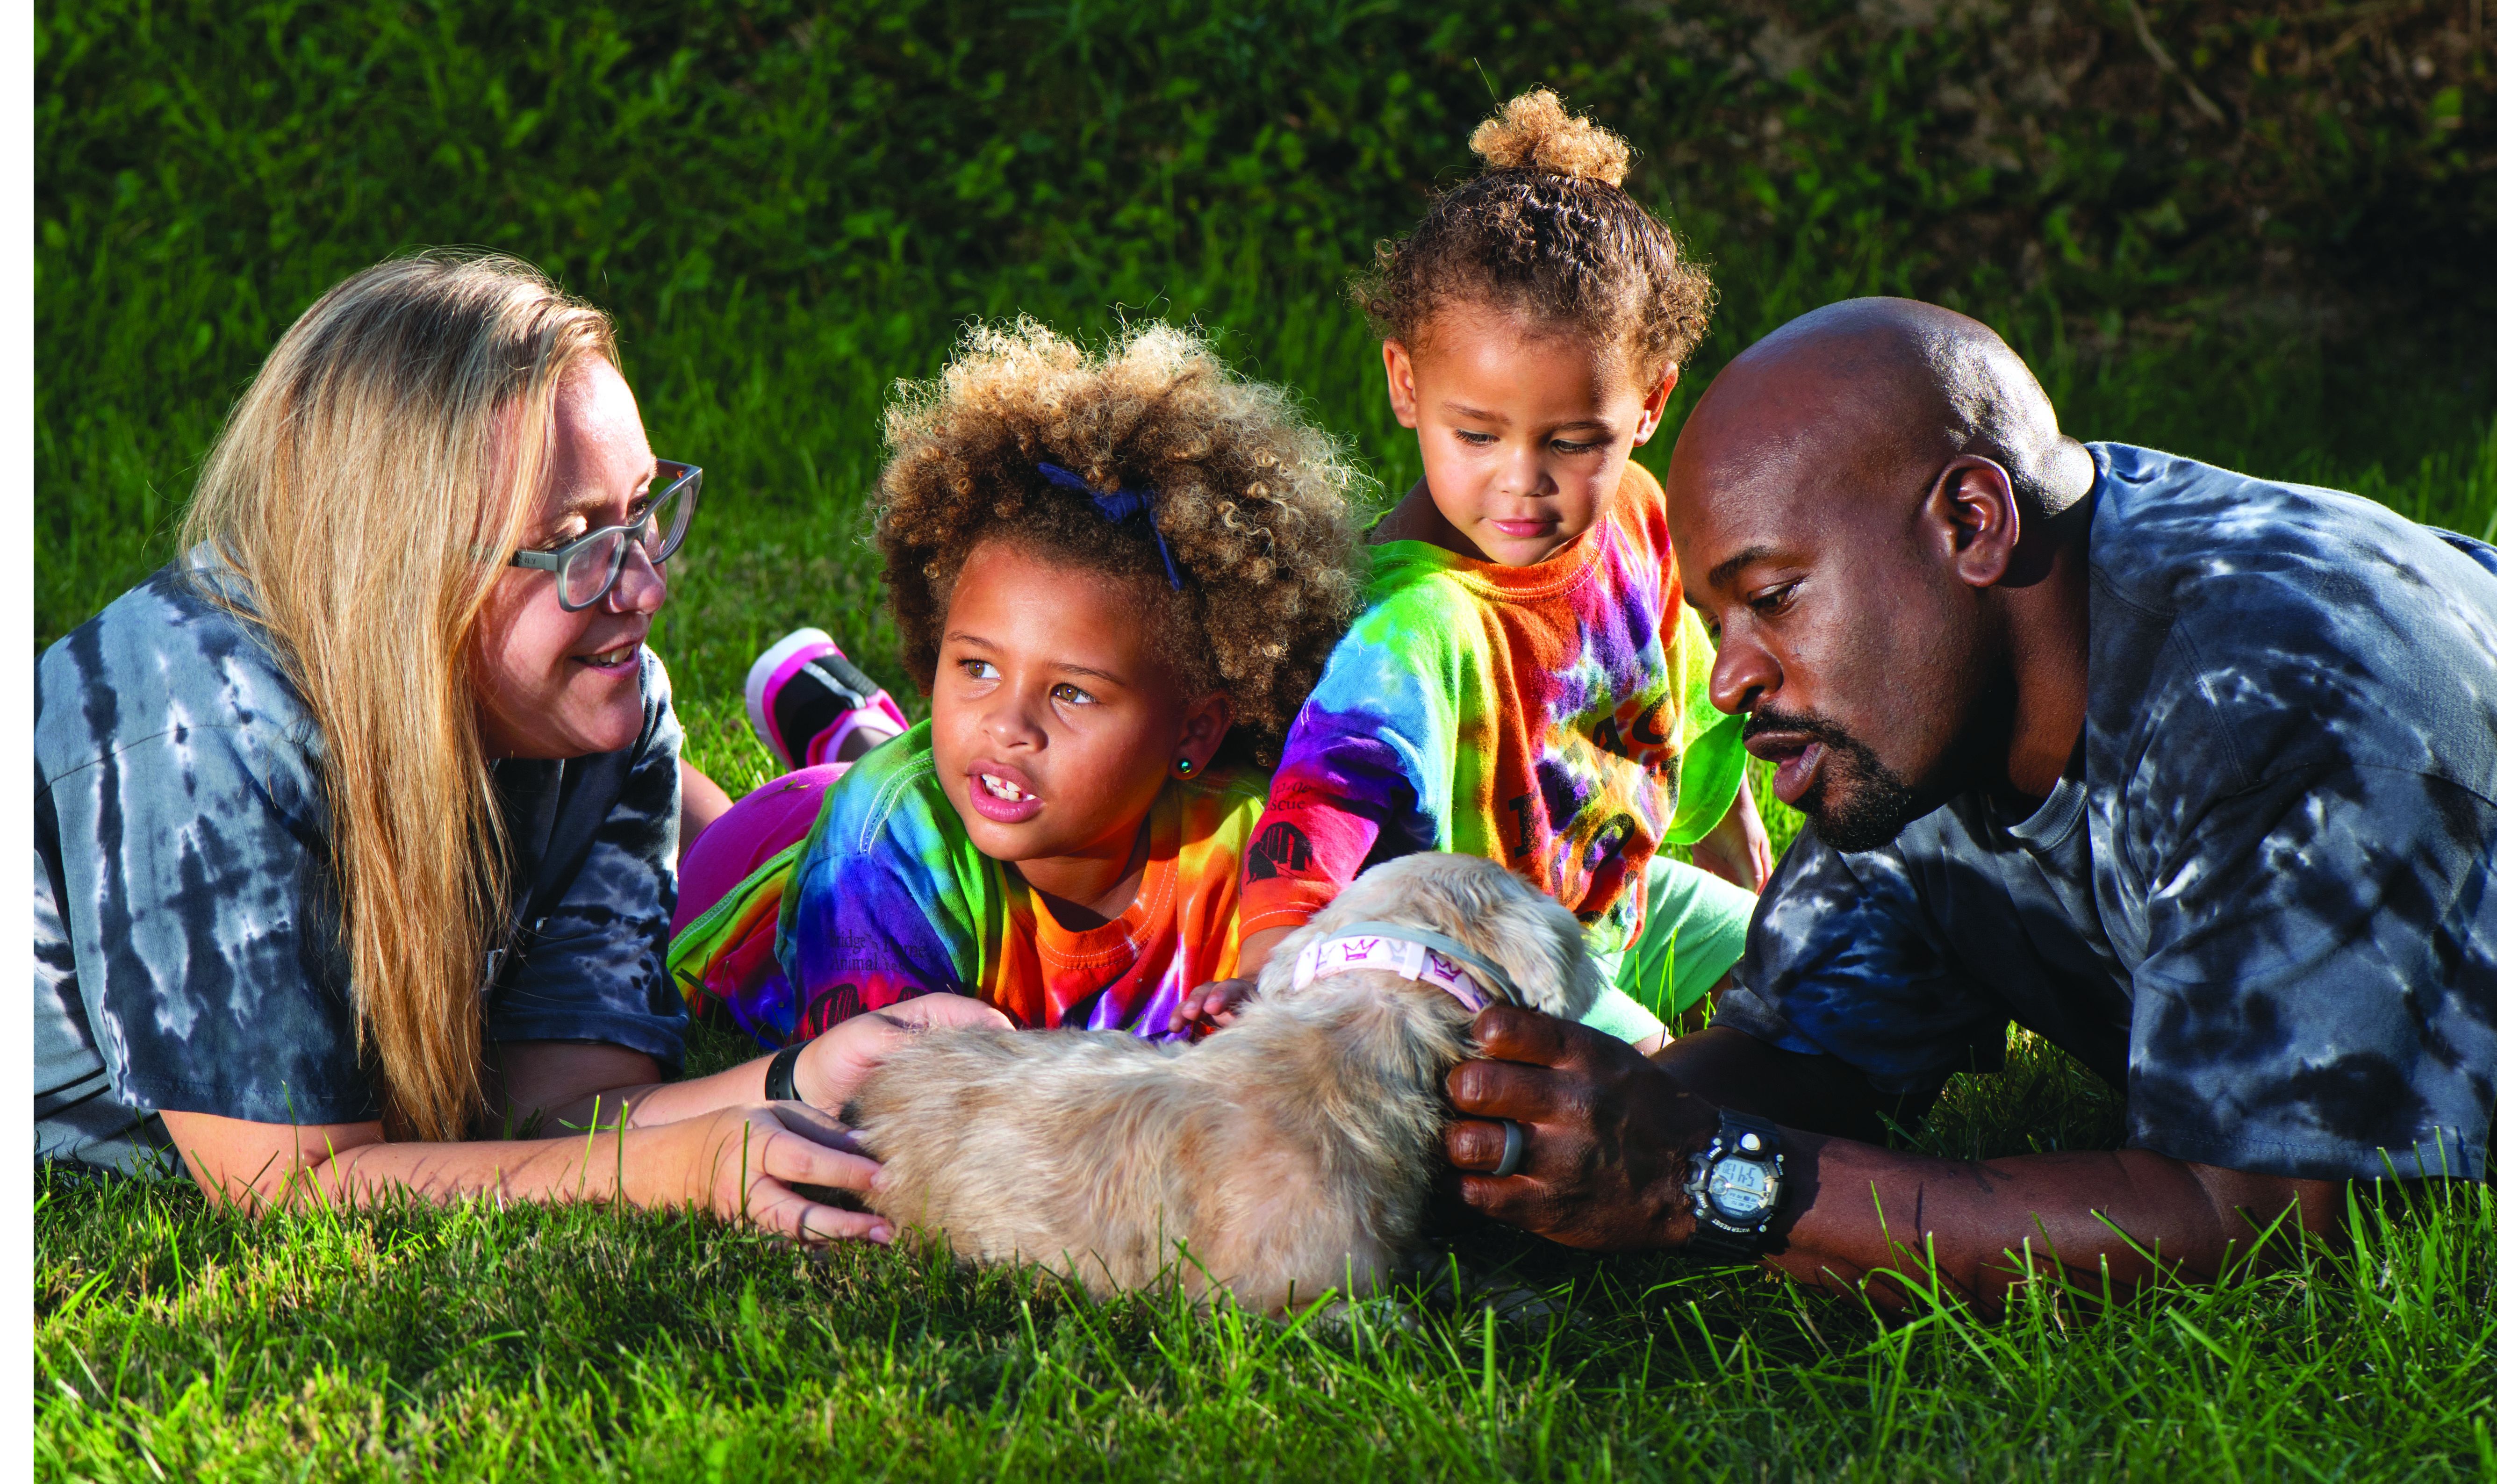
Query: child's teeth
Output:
[[982, 774, 1026, 802]]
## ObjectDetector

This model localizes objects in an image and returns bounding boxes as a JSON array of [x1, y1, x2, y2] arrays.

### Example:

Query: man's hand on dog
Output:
[[1443, 1006, 1722, 1251]]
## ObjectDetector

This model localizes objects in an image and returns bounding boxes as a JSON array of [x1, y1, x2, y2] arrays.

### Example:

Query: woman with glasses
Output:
[[33, 252, 1000, 1239]]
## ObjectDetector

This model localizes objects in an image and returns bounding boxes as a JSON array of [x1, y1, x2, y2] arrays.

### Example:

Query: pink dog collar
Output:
[[1291, 932, 1494, 1014]]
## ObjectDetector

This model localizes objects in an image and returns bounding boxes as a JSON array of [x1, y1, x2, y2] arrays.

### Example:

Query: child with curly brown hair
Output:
[[667, 319, 1367, 1050], [1189, 89, 1773, 1051]]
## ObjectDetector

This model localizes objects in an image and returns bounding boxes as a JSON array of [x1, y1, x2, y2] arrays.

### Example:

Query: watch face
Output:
[[1707, 1158, 1775, 1222]]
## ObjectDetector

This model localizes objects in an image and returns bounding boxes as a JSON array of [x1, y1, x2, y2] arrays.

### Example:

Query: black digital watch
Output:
[[1679, 1110, 1787, 1263]]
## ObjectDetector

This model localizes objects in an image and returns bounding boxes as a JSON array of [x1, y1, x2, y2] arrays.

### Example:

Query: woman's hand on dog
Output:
[[632, 1102, 891, 1245], [659, 998, 1008, 1247], [795, 994, 1013, 1110], [1442, 1006, 1722, 1251]]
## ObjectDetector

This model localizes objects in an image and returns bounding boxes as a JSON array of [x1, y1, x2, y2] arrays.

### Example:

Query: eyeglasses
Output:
[[509, 460, 702, 611]]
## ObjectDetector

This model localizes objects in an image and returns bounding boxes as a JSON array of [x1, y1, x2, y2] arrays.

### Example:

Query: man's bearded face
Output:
[[1743, 704, 1931, 852]]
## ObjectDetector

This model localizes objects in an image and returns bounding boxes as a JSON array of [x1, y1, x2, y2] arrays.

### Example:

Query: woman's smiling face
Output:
[[930, 538, 1230, 911], [471, 358, 668, 760]]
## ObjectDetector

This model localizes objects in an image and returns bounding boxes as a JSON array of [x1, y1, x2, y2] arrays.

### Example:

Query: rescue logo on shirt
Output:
[[1244, 821, 1313, 881]]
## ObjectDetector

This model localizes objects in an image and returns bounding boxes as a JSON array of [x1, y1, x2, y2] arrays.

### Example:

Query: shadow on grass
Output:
[[34, 1027, 2496, 1481]]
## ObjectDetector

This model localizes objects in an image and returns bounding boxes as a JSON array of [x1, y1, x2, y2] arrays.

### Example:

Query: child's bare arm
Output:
[[1174, 925, 1298, 1032], [1689, 774, 1773, 891]]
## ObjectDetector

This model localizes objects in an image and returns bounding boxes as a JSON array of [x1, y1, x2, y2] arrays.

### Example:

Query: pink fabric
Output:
[[674, 763, 850, 934], [802, 691, 911, 768]]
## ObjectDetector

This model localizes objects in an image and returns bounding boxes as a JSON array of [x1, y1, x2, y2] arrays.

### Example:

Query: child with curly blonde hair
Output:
[[1189, 90, 1773, 1050], [668, 320, 1367, 1055]]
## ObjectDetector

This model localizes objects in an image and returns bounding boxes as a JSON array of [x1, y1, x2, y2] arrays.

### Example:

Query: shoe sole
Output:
[[744, 627, 838, 768]]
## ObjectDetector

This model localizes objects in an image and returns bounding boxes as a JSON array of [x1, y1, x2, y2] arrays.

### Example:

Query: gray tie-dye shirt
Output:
[[1717, 443, 2497, 1182], [34, 561, 688, 1173]]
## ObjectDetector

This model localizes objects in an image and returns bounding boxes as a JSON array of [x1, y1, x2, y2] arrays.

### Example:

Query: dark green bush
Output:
[[34, 0, 2493, 649], [42, 0, 2491, 324]]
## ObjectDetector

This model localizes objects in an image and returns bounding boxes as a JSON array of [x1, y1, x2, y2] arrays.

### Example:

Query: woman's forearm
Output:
[[507, 995, 1018, 1135], [160, 1102, 888, 1243], [539, 1064, 770, 1131], [162, 1108, 681, 1212], [318, 1126, 647, 1206], [315, 1118, 804, 1214]]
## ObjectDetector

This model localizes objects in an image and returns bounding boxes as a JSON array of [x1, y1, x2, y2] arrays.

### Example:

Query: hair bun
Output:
[[1468, 88, 1632, 186]]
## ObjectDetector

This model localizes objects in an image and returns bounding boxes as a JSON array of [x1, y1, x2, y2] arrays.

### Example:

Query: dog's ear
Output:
[[1262, 858, 1428, 998], [1470, 877, 1603, 1022], [1330, 854, 1603, 1021], [1554, 915, 1610, 1021]]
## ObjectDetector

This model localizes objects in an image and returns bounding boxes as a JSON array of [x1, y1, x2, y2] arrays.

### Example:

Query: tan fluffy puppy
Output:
[[841, 852, 1606, 1312]]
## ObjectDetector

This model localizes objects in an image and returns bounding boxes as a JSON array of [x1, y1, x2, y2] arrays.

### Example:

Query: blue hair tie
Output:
[[1036, 462, 1185, 591]]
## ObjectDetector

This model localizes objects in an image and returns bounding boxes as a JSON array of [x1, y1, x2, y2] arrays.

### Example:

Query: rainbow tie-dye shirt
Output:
[[1237, 459, 1746, 958], [667, 725, 1266, 1044]]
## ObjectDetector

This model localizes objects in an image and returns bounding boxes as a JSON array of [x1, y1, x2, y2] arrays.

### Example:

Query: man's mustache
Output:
[[1741, 704, 1865, 753]]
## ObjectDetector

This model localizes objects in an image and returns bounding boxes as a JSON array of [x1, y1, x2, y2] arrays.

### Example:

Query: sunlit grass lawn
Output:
[[36, 259, 2497, 1474], [34, 18, 2497, 1463], [34, 1023, 2497, 1480], [36, 269, 2497, 1478]]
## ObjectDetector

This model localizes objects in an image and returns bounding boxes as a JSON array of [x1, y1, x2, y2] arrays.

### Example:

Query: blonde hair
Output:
[[1469, 87, 1634, 185], [179, 251, 618, 1142]]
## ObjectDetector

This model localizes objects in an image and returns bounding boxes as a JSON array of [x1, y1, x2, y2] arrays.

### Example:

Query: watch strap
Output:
[[1719, 1109, 1781, 1157], [764, 1040, 810, 1105], [1683, 1213, 1766, 1263]]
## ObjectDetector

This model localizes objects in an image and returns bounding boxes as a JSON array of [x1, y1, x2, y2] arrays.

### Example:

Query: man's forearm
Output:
[[1765, 1134, 2337, 1311], [1657, 1029, 2340, 1306], [1443, 1013, 2341, 1312]]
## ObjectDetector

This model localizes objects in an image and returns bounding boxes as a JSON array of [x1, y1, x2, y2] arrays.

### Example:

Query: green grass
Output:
[[34, 1050, 2497, 1481], [34, 1, 2497, 1477]]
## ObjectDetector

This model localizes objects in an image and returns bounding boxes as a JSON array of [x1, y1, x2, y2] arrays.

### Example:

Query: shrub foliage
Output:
[[38, 1, 2492, 650]]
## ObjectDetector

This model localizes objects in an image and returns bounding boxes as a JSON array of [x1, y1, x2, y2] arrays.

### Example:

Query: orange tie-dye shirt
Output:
[[668, 724, 1265, 1043]]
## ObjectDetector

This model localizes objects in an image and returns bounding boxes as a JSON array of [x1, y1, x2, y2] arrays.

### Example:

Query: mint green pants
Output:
[[1579, 854, 1758, 1047]]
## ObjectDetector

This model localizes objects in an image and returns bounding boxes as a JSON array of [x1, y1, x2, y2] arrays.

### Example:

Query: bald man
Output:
[[1440, 298, 2497, 1310]]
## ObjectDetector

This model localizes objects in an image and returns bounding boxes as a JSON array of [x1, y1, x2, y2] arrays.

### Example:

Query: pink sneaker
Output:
[[743, 628, 909, 769]]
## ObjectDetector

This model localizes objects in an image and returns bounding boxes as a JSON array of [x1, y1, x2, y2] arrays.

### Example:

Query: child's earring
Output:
[[1174, 757, 1196, 777]]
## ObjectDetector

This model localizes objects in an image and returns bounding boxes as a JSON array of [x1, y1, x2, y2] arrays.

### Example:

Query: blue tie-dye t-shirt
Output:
[[34, 560, 689, 1173], [1716, 443, 2497, 1183]]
